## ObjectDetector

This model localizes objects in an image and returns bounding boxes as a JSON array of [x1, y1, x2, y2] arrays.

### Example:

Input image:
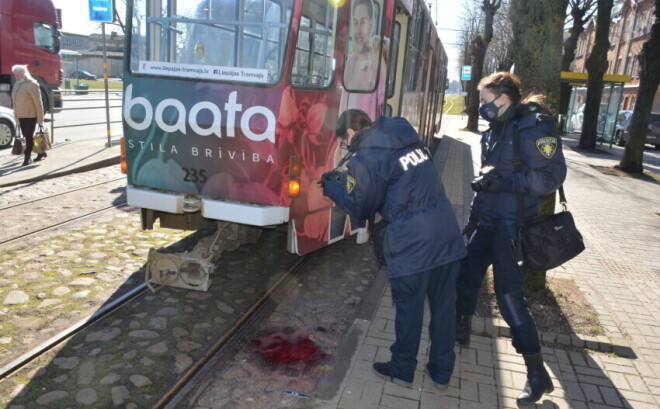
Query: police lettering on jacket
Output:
[[399, 148, 430, 171]]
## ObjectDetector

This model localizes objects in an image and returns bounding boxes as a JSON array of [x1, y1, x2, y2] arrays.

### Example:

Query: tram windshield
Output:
[[129, 0, 294, 85]]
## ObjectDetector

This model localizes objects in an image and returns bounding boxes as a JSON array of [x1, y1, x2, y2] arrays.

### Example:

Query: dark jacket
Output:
[[468, 105, 567, 227], [323, 117, 466, 278]]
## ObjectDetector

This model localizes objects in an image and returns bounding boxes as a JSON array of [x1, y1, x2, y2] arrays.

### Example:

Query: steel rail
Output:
[[0, 283, 147, 380], [156, 255, 312, 409], [0, 202, 129, 248], [0, 177, 125, 211]]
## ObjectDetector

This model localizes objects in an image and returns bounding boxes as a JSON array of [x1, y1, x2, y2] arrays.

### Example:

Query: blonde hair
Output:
[[11, 65, 35, 82]]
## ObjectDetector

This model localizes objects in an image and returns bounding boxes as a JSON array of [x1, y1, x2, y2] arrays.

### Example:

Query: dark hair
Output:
[[336, 109, 372, 138], [352, 0, 374, 20], [479, 71, 552, 115], [478, 72, 522, 104]]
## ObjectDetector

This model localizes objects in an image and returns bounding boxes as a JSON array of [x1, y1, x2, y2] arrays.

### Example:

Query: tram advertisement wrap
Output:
[[123, 80, 286, 205]]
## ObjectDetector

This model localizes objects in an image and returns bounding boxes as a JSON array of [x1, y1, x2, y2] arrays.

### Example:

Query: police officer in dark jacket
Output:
[[322, 110, 466, 389], [456, 72, 567, 404]]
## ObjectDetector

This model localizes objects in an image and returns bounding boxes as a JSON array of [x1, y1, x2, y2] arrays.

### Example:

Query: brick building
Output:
[[572, 0, 659, 112]]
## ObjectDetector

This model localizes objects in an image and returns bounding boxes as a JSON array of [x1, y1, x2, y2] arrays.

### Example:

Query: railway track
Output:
[[0, 177, 127, 247], [0, 229, 308, 408]]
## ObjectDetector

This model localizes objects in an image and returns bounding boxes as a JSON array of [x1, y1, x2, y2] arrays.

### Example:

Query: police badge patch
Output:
[[536, 137, 558, 159], [346, 175, 357, 194]]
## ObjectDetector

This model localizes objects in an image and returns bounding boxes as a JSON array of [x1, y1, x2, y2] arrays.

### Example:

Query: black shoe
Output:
[[21, 157, 32, 166], [456, 313, 472, 347], [426, 369, 449, 391], [517, 352, 554, 404], [372, 362, 412, 387], [34, 153, 47, 162]]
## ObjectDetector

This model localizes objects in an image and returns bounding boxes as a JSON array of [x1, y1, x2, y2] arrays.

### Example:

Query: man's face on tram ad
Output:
[[351, 2, 373, 54]]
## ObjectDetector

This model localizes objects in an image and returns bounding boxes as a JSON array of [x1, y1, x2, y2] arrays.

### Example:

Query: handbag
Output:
[[33, 125, 51, 154], [11, 123, 25, 155], [519, 188, 585, 270], [512, 124, 584, 270]]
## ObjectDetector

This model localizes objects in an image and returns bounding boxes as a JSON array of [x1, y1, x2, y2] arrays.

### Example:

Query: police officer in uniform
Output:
[[456, 72, 567, 404], [321, 109, 466, 389]]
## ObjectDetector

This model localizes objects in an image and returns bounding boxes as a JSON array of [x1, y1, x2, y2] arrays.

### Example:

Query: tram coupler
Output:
[[145, 222, 261, 292]]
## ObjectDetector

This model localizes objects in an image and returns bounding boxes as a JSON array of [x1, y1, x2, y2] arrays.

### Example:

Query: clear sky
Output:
[[52, 0, 123, 36], [52, 0, 463, 79], [431, 0, 464, 81]]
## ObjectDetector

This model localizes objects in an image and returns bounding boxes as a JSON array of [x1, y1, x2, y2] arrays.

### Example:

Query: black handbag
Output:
[[512, 124, 584, 270], [11, 125, 25, 155], [519, 188, 585, 270]]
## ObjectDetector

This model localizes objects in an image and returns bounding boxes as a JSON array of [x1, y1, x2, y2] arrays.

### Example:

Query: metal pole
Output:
[[102, 22, 112, 147]]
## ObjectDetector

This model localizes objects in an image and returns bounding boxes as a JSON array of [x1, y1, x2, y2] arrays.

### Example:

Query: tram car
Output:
[[121, 0, 448, 290]]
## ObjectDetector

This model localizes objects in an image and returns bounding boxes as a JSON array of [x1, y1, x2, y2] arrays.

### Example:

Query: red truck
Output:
[[0, 0, 63, 113]]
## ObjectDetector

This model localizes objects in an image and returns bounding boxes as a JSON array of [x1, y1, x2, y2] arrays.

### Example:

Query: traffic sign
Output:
[[461, 65, 472, 81], [89, 0, 114, 22]]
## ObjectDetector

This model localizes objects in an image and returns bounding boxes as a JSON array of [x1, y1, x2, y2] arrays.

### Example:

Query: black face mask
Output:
[[479, 94, 502, 122]]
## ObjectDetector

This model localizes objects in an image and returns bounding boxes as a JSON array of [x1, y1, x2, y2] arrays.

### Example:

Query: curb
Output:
[[470, 316, 636, 358], [0, 156, 120, 188]]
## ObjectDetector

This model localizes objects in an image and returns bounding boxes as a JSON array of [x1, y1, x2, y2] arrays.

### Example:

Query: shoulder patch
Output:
[[346, 175, 357, 194], [536, 137, 558, 159]]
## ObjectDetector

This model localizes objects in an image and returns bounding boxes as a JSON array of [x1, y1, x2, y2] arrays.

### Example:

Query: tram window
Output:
[[291, 0, 339, 89], [386, 22, 400, 99], [129, 0, 294, 85], [344, 0, 385, 93]]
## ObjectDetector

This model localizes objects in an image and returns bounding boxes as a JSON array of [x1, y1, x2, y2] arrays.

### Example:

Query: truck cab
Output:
[[0, 0, 63, 113]]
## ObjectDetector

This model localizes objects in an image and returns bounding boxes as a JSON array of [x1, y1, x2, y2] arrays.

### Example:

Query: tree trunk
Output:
[[579, 0, 613, 150], [619, 0, 660, 173], [465, 0, 502, 132], [509, 0, 567, 291], [510, 0, 567, 113]]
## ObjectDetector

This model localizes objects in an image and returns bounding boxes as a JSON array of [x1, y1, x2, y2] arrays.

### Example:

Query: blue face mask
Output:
[[479, 94, 502, 122]]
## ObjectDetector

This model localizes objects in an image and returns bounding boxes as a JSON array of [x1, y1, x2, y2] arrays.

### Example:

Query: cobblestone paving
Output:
[[2, 230, 302, 409]]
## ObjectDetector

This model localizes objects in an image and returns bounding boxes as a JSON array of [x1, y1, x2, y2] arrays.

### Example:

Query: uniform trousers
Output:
[[389, 260, 460, 384], [18, 117, 37, 157], [456, 224, 541, 355]]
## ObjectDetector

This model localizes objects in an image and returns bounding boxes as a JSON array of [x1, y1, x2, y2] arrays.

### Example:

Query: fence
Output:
[[49, 88, 123, 147]]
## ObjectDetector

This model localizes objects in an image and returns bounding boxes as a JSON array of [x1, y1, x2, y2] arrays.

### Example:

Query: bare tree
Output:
[[562, 0, 597, 71], [464, 0, 503, 132], [457, 0, 485, 108], [618, 0, 660, 172], [485, 0, 513, 74], [579, 0, 614, 149]]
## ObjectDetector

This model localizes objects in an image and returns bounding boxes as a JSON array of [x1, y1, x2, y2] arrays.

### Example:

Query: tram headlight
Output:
[[288, 156, 301, 198], [288, 179, 301, 197], [120, 137, 127, 174]]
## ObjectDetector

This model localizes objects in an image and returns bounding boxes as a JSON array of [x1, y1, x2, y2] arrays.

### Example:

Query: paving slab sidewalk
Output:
[[0, 137, 120, 188], [318, 116, 660, 409]]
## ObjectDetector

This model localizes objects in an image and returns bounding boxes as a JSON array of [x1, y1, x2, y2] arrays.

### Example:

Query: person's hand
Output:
[[462, 221, 477, 239], [319, 171, 342, 197]]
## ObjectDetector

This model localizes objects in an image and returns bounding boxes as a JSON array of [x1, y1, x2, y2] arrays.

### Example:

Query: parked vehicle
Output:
[[69, 70, 97, 80], [0, 106, 17, 148], [0, 0, 63, 113], [621, 112, 660, 149], [614, 110, 633, 146]]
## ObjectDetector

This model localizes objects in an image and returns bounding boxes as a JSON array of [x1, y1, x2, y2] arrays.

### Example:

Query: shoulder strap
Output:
[[512, 123, 525, 228]]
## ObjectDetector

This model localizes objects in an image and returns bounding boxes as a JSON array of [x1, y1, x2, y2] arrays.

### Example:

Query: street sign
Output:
[[89, 0, 113, 22], [461, 65, 472, 81]]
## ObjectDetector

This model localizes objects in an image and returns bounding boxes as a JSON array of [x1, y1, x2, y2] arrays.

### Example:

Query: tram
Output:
[[121, 0, 448, 289]]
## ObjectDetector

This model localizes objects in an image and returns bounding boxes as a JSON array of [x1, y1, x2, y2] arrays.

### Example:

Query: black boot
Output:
[[34, 152, 47, 161], [517, 352, 554, 404], [456, 313, 472, 346], [22, 155, 32, 166]]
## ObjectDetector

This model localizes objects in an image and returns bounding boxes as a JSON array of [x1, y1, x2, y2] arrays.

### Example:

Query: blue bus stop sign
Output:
[[461, 65, 472, 81], [89, 0, 113, 22]]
